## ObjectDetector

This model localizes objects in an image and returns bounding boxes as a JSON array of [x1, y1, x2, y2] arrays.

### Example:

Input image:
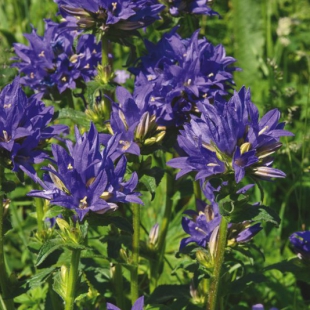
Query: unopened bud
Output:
[[209, 225, 220, 260], [148, 223, 159, 248], [196, 250, 213, 269], [240, 142, 251, 154]]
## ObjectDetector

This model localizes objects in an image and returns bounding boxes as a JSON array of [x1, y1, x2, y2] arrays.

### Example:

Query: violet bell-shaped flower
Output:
[[0, 78, 68, 179], [55, 0, 164, 35], [166, 0, 219, 17], [289, 231, 310, 260], [252, 305, 278, 310], [28, 123, 143, 221], [131, 28, 238, 128], [167, 87, 293, 183], [101, 87, 166, 157], [12, 19, 101, 95], [107, 296, 144, 310]]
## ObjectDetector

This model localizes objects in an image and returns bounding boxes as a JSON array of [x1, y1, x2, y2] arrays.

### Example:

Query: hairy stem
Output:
[[131, 203, 140, 303], [65, 249, 81, 310], [207, 217, 228, 310]]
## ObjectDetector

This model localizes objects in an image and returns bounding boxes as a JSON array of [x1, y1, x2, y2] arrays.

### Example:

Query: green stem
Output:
[[33, 182, 44, 232], [113, 264, 124, 309], [0, 163, 14, 310], [131, 203, 140, 303], [207, 217, 228, 310], [150, 153, 174, 292], [193, 180, 202, 200], [65, 249, 81, 310]]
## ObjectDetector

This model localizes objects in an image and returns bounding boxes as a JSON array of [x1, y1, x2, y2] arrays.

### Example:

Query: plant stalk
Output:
[[131, 203, 140, 303], [149, 153, 174, 292], [207, 217, 228, 310], [65, 249, 81, 310], [0, 163, 14, 310]]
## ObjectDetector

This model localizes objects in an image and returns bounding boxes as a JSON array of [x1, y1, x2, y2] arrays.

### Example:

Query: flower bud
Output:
[[196, 250, 213, 269], [148, 223, 159, 248]]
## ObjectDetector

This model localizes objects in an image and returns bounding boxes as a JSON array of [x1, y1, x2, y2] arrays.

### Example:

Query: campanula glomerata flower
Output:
[[131, 28, 238, 127], [55, 0, 164, 35], [166, 0, 219, 16], [107, 296, 144, 310], [12, 19, 101, 95], [289, 231, 310, 259], [0, 78, 68, 179], [28, 123, 142, 221], [168, 87, 293, 183]]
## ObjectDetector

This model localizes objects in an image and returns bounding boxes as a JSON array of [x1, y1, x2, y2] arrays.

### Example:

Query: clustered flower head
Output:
[[289, 231, 310, 260], [0, 78, 68, 179], [131, 28, 238, 127], [55, 0, 165, 35], [28, 123, 143, 221], [166, 0, 219, 16], [12, 19, 101, 95], [168, 87, 293, 183]]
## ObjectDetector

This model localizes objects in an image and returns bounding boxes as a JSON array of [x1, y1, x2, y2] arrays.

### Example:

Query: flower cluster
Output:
[[55, 0, 164, 35], [168, 87, 293, 183], [180, 197, 262, 252], [0, 78, 68, 179], [28, 124, 142, 221], [289, 231, 310, 259], [166, 0, 219, 16], [131, 28, 238, 127], [12, 19, 101, 95]]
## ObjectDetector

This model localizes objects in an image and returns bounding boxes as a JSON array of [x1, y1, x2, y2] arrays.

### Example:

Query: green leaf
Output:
[[139, 174, 157, 200], [264, 258, 310, 283], [225, 273, 267, 295], [1, 180, 16, 193], [43, 206, 65, 220], [229, 203, 281, 226], [27, 267, 55, 288], [58, 108, 90, 128], [148, 285, 191, 304], [36, 239, 64, 266], [109, 216, 133, 234], [53, 269, 66, 300]]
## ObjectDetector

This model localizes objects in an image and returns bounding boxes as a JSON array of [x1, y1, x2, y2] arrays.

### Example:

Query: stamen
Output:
[[258, 126, 269, 135], [195, 226, 207, 235], [67, 163, 73, 170], [38, 51, 45, 57], [112, 2, 117, 10]]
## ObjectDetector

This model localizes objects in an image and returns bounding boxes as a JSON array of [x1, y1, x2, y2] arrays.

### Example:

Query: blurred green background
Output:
[[1, 0, 310, 308]]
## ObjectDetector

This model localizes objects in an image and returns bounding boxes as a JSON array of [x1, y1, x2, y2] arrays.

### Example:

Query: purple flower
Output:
[[107, 296, 144, 310], [28, 123, 143, 221], [101, 87, 165, 157], [0, 78, 68, 179], [131, 28, 238, 127], [55, 0, 164, 34], [180, 200, 221, 250], [168, 87, 293, 183], [180, 196, 262, 251], [166, 0, 219, 16], [252, 305, 278, 310], [12, 20, 101, 95], [289, 231, 310, 259]]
